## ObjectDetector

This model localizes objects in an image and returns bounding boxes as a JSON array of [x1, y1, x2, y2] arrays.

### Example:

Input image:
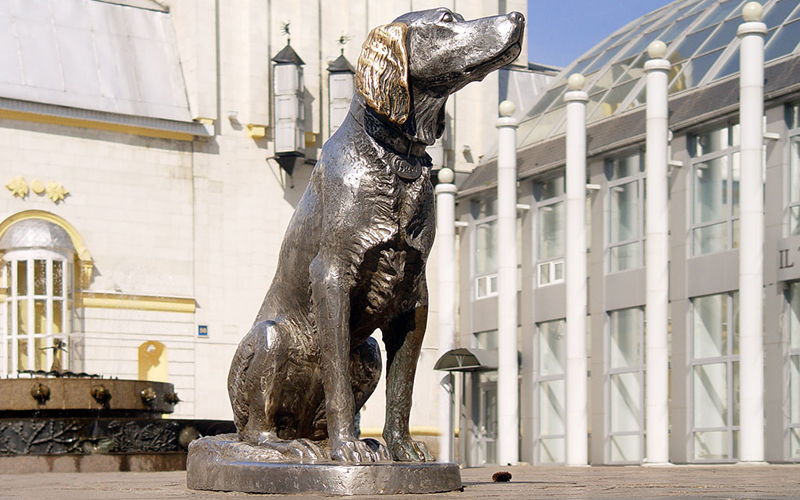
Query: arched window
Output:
[[0, 219, 76, 374]]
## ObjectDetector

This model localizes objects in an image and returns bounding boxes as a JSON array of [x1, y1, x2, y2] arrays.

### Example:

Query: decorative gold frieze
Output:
[[6, 177, 28, 198], [6, 178, 69, 203]]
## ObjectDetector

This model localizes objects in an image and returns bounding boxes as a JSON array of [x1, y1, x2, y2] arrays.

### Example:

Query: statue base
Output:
[[186, 434, 462, 495]]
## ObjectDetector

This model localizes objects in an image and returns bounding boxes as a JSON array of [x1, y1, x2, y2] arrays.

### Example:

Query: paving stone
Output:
[[3, 464, 800, 500]]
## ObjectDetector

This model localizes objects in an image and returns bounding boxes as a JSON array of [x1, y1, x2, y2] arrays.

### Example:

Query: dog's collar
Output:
[[363, 109, 429, 160]]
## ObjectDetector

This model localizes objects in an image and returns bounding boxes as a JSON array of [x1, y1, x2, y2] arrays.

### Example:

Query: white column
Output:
[[644, 41, 671, 465], [496, 100, 519, 466], [738, 1, 767, 463], [436, 168, 458, 463], [564, 74, 588, 466]]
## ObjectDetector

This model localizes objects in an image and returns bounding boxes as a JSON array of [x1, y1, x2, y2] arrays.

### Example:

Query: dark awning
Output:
[[434, 348, 498, 372]]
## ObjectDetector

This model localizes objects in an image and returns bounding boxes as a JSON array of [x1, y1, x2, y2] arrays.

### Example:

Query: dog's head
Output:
[[356, 8, 524, 130]]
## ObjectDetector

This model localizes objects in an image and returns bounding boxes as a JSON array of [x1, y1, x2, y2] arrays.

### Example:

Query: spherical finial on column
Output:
[[437, 167, 455, 184], [647, 40, 667, 59], [499, 100, 516, 117], [742, 1, 763, 22], [567, 73, 585, 91]]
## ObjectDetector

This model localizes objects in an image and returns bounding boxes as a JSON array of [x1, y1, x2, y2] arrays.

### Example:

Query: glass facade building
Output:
[[453, 0, 800, 465]]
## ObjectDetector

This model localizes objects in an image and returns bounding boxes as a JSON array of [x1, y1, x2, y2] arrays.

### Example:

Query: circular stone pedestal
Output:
[[187, 435, 462, 495]]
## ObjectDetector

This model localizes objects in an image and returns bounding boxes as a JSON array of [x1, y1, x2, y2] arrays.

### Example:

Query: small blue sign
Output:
[[198, 325, 209, 338]]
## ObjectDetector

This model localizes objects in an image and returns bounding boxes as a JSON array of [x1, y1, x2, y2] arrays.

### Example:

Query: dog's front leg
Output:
[[310, 254, 382, 463], [382, 306, 435, 462]]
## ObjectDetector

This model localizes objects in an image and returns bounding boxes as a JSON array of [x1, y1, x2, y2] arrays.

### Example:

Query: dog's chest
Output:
[[386, 173, 434, 255], [352, 173, 434, 322]]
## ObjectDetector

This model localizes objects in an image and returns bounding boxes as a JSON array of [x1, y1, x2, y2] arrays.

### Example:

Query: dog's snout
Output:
[[508, 11, 525, 24]]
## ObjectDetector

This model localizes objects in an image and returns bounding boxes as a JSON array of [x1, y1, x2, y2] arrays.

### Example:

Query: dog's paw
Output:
[[284, 438, 326, 461], [386, 434, 435, 462], [330, 438, 390, 463], [362, 437, 392, 461]]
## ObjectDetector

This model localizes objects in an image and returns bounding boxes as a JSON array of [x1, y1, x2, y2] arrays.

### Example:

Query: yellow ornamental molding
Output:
[[75, 291, 196, 314], [6, 178, 69, 203], [358, 426, 456, 438], [0, 210, 94, 284], [46, 181, 69, 203], [0, 108, 200, 142], [246, 124, 267, 139], [30, 179, 45, 194], [304, 131, 318, 147], [6, 177, 28, 198]]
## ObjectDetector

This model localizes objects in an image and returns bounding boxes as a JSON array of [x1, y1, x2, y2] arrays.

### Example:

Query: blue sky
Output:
[[527, 0, 673, 67]]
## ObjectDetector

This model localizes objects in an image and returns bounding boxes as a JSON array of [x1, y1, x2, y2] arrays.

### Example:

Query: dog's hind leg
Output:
[[228, 320, 285, 446], [350, 336, 382, 414], [382, 305, 435, 462]]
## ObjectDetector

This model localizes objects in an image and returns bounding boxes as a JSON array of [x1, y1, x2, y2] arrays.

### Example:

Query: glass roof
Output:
[[513, 0, 800, 151]]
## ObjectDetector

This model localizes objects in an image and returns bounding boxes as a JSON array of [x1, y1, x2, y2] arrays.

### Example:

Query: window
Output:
[[608, 307, 645, 463], [691, 292, 739, 461], [536, 319, 566, 463], [787, 283, 800, 460], [475, 329, 498, 350], [473, 198, 498, 299], [691, 123, 743, 256], [477, 370, 498, 465], [0, 219, 76, 375], [3, 250, 73, 374], [471, 197, 522, 299], [787, 105, 800, 236], [536, 176, 565, 286], [790, 137, 800, 236], [607, 152, 645, 272]]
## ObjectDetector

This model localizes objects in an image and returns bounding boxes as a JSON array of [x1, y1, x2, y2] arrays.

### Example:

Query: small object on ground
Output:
[[492, 471, 512, 482]]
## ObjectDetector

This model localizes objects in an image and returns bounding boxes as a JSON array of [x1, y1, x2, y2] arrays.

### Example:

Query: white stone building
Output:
[[0, 0, 546, 455]]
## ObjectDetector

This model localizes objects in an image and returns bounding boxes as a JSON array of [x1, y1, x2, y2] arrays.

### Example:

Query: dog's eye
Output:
[[440, 11, 454, 22]]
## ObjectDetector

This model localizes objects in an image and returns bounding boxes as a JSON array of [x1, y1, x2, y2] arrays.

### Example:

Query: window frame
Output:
[[472, 198, 499, 300], [786, 104, 800, 236], [606, 150, 646, 273], [690, 291, 740, 463], [471, 195, 523, 300], [689, 122, 742, 256], [534, 174, 566, 288], [534, 318, 567, 464], [785, 282, 800, 461], [3, 248, 73, 375], [607, 306, 646, 464]]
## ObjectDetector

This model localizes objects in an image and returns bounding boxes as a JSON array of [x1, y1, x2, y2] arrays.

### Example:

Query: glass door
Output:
[[477, 372, 498, 465]]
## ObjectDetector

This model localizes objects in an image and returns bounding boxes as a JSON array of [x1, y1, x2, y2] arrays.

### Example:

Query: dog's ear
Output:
[[356, 23, 410, 125]]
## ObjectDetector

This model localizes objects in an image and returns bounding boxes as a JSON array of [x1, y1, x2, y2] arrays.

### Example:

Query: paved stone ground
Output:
[[3, 464, 800, 500]]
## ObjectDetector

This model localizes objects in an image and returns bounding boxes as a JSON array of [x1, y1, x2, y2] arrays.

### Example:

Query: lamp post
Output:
[[564, 74, 588, 466], [436, 167, 457, 463], [644, 40, 671, 465], [496, 100, 519, 466], [738, 1, 767, 463]]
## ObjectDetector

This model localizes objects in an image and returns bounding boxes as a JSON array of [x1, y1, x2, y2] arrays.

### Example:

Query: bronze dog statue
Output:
[[228, 8, 524, 463]]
